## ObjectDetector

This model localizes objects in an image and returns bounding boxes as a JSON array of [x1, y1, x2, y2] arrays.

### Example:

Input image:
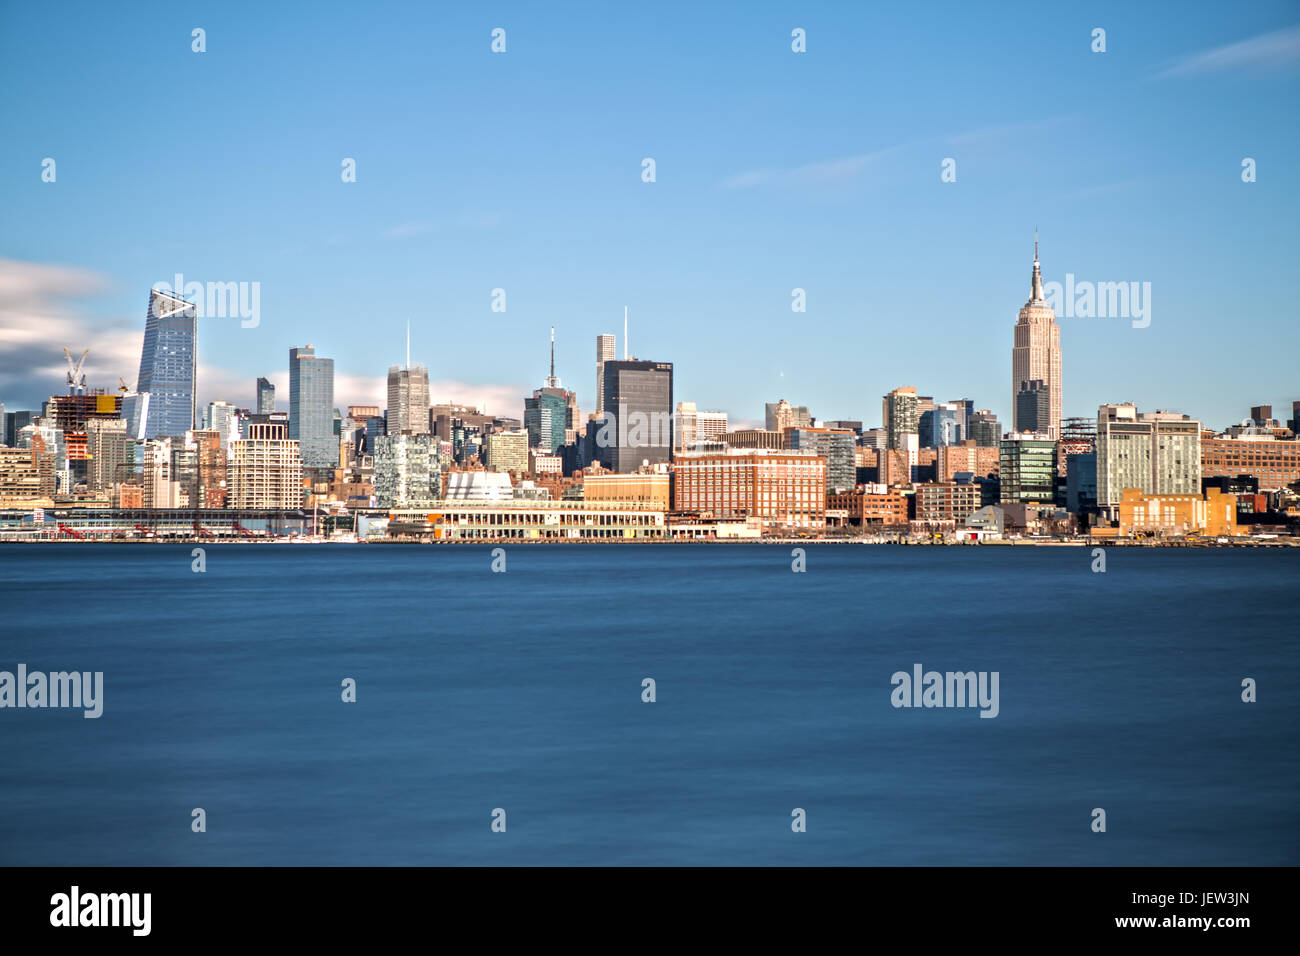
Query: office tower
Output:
[[256, 377, 276, 414], [785, 426, 857, 494], [765, 399, 812, 433], [967, 410, 1001, 447], [1014, 380, 1052, 436], [200, 401, 240, 451], [86, 418, 128, 492], [387, 364, 430, 435], [3, 410, 34, 447], [595, 334, 616, 414], [882, 387, 919, 451], [136, 287, 198, 438], [1290, 401, 1300, 434], [525, 390, 568, 453], [1095, 403, 1201, 516], [1011, 234, 1062, 438], [920, 402, 964, 448], [600, 360, 673, 472], [230, 423, 303, 509], [373, 434, 440, 507], [289, 344, 335, 468], [1249, 405, 1273, 427], [485, 429, 529, 475], [998, 434, 1057, 503]]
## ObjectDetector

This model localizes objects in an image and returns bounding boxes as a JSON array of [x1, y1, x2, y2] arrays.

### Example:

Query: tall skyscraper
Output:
[[595, 334, 616, 414], [387, 365, 430, 435], [525, 389, 568, 453], [136, 287, 197, 439], [256, 377, 275, 414], [1012, 234, 1062, 438], [289, 344, 336, 468], [600, 359, 673, 472], [882, 386, 919, 451]]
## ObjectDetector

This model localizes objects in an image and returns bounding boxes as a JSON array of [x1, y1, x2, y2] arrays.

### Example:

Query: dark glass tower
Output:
[[599, 360, 673, 472]]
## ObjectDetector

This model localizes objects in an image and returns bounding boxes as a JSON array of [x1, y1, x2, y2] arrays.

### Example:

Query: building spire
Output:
[[1030, 229, 1044, 303]]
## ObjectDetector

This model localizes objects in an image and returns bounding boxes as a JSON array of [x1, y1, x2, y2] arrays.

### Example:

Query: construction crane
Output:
[[118, 377, 131, 393], [63, 347, 89, 394]]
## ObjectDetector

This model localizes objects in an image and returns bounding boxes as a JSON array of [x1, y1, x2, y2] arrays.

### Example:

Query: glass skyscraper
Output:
[[136, 288, 197, 439], [289, 345, 335, 468], [256, 377, 275, 414], [599, 360, 673, 472]]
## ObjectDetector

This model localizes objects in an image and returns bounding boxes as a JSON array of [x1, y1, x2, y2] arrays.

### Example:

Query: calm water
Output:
[[0, 543, 1296, 866]]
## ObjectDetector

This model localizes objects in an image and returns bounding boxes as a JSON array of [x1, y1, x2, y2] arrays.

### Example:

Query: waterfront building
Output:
[[826, 485, 908, 528], [229, 423, 303, 510], [1095, 403, 1201, 516], [387, 498, 667, 541], [998, 434, 1057, 503], [672, 449, 826, 529], [582, 472, 670, 509], [443, 470, 514, 501], [373, 433, 440, 507], [1114, 488, 1241, 538]]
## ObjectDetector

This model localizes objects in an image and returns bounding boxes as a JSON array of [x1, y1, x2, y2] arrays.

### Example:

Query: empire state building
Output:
[[1011, 234, 1062, 438]]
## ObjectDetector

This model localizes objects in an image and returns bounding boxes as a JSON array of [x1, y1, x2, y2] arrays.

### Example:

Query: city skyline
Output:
[[1, 3, 1297, 431]]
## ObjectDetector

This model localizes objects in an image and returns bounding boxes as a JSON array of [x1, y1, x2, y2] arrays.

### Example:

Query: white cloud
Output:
[[1155, 24, 1300, 78]]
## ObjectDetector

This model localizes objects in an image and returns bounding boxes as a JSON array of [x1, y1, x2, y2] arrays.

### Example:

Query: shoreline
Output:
[[0, 536, 1295, 548]]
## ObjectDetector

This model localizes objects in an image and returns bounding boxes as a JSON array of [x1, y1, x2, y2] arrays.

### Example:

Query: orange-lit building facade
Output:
[[673, 451, 826, 529]]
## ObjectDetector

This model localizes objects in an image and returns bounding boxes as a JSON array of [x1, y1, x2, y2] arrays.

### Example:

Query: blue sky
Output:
[[2, 0, 1297, 430]]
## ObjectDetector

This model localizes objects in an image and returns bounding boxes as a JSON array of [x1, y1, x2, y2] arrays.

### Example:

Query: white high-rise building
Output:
[[1095, 403, 1201, 516], [1012, 234, 1062, 439], [595, 334, 616, 414]]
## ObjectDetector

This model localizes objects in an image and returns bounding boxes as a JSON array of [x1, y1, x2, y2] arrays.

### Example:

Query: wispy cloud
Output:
[[945, 115, 1076, 147], [381, 221, 436, 240], [721, 146, 905, 190], [1154, 24, 1300, 79]]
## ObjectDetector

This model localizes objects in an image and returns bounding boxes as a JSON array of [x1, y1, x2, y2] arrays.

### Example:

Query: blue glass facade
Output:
[[289, 345, 336, 468], [136, 289, 197, 439]]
